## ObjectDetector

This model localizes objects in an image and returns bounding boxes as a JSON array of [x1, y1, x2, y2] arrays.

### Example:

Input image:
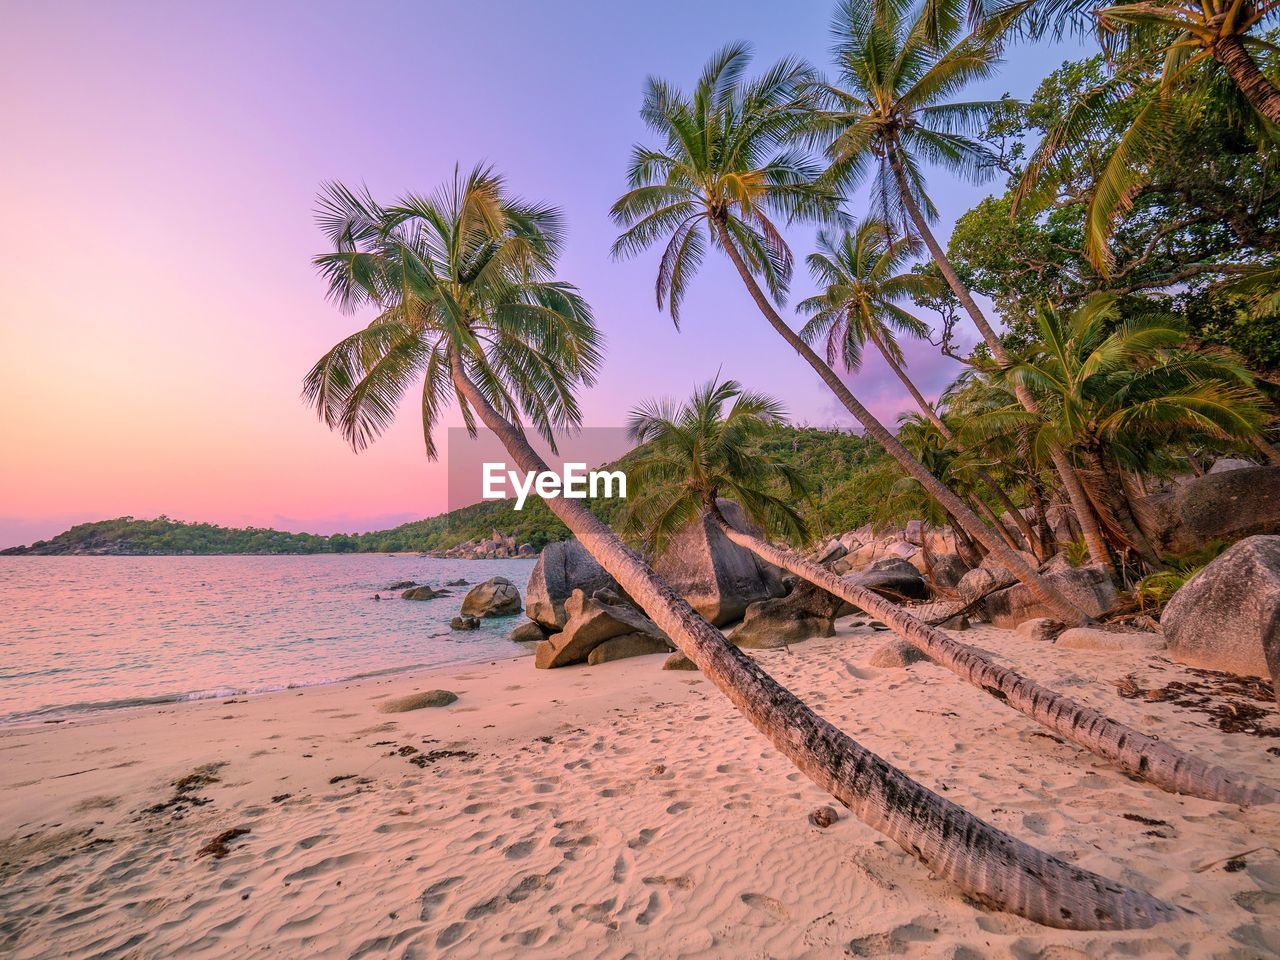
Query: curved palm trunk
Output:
[[1212, 35, 1280, 125], [710, 219, 1090, 625], [711, 509, 1280, 808], [446, 353, 1180, 929], [885, 147, 1116, 577], [1079, 443, 1165, 572], [866, 325, 1042, 555]]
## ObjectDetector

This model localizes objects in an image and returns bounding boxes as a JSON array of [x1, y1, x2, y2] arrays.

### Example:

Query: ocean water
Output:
[[0, 555, 537, 725]]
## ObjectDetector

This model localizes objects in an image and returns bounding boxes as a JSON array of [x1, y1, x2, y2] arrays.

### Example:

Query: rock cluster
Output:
[[534, 589, 672, 669], [433, 529, 538, 560]]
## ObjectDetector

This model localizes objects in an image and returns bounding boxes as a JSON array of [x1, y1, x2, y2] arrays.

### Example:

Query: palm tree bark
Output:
[[1212, 35, 1280, 126], [1082, 443, 1165, 572], [446, 352, 1182, 929], [710, 218, 1092, 625], [711, 508, 1280, 808], [886, 146, 1117, 577], [866, 324, 1042, 555]]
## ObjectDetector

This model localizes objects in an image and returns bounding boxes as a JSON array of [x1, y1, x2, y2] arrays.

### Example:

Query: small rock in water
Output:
[[385, 580, 418, 591], [403, 586, 450, 601], [809, 806, 838, 828], [445, 578, 470, 587], [380, 690, 459, 713], [450, 615, 481, 631]]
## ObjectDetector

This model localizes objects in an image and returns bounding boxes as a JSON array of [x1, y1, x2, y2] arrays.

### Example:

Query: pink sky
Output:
[[0, 2, 1078, 548]]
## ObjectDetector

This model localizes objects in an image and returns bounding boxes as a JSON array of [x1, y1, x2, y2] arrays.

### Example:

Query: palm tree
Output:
[[963, 296, 1274, 570], [626, 377, 1278, 807], [306, 167, 1179, 927], [819, 0, 1119, 575], [611, 42, 1091, 624], [799, 219, 1044, 553]]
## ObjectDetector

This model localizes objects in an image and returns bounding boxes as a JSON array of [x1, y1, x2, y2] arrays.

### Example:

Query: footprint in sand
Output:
[[665, 801, 691, 814], [419, 875, 463, 921], [739, 892, 790, 922]]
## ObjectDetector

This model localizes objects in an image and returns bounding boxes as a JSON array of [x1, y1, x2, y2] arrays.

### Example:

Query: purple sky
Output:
[[0, 1, 1086, 547]]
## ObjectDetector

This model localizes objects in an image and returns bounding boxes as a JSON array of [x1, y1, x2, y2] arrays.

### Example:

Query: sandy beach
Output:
[[2, 615, 1277, 959]]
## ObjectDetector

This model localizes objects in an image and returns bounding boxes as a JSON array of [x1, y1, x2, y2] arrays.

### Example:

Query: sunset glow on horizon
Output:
[[0, 1, 1083, 548]]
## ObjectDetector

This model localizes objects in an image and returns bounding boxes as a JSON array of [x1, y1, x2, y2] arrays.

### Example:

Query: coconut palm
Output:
[[962, 296, 1274, 570], [611, 42, 1091, 624], [306, 167, 1182, 927], [799, 219, 1044, 553], [626, 377, 1278, 807]]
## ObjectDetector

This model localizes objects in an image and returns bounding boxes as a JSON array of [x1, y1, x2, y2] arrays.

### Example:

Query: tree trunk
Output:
[[947, 508, 985, 567], [1212, 34, 1280, 126], [1076, 442, 1164, 572], [866, 323, 1041, 554], [712, 509, 1280, 809], [710, 218, 1091, 626], [447, 351, 1182, 929], [886, 146, 1116, 577], [974, 494, 1025, 554]]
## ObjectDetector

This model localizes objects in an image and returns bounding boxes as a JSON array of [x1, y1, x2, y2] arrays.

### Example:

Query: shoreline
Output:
[[2, 617, 1278, 957]]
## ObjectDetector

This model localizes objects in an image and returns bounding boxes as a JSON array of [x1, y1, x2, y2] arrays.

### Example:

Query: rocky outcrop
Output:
[[586, 633, 672, 665], [1135, 465, 1280, 554], [509, 620, 547, 644], [450, 615, 480, 630], [1161, 536, 1280, 696], [925, 553, 969, 592], [524, 539, 620, 630], [984, 565, 1116, 628], [460, 577, 521, 617], [534, 590, 668, 669], [1055, 627, 1165, 653], [402, 585, 450, 601], [433, 529, 526, 560], [850, 557, 928, 602], [652, 499, 785, 626], [730, 580, 842, 649]]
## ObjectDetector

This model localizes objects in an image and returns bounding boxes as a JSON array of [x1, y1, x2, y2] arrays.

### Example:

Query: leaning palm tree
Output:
[[819, 0, 1118, 574], [626, 377, 1278, 807], [799, 219, 1044, 552], [306, 166, 1181, 927], [610, 42, 1090, 624]]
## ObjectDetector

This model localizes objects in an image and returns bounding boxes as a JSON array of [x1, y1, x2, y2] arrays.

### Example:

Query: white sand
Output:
[[1, 618, 1278, 958]]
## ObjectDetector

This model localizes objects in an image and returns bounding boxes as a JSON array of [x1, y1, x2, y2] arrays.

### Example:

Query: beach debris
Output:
[[408, 749, 477, 768], [196, 827, 250, 860], [450, 615, 480, 630], [380, 690, 460, 713], [809, 806, 839, 828], [270, 794, 291, 803], [1112, 668, 1278, 736], [328, 774, 357, 784]]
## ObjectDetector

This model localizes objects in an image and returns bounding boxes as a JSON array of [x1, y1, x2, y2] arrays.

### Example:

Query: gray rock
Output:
[[1016, 617, 1061, 642], [534, 589, 667, 669], [1161, 536, 1280, 697], [849, 557, 928, 602], [379, 690, 458, 712], [524, 539, 620, 630], [444, 578, 470, 587], [957, 565, 1011, 604], [731, 580, 843, 649], [868, 639, 928, 668], [662, 651, 699, 671], [984, 565, 1117, 628], [586, 632, 672, 665], [460, 577, 522, 618], [1056, 627, 1165, 653], [1136, 465, 1280, 554], [1208, 457, 1255, 474], [652, 499, 785, 626], [402, 585, 450, 601], [509, 620, 547, 645], [926, 553, 969, 592], [385, 580, 418, 591], [450, 615, 480, 630], [816, 539, 848, 565], [809, 805, 839, 828]]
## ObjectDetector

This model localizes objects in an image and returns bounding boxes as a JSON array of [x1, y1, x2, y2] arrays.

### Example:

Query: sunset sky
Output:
[[0, 1, 1083, 548]]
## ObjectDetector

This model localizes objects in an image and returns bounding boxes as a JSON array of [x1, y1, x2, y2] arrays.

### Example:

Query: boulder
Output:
[[1135, 465, 1280, 554], [662, 651, 698, 671], [460, 577, 522, 618], [926, 553, 969, 592], [402, 585, 450, 601], [730, 580, 842, 649], [868, 639, 929, 668], [652, 499, 785, 626], [910, 600, 968, 630], [450, 615, 480, 631], [849, 557, 928, 602], [379, 690, 458, 712], [957, 566, 1009, 604], [984, 565, 1117, 628], [1161, 536, 1280, 694], [509, 620, 547, 645], [1056, 627, 1165, 653], [815, 539, 848, 565], [905, 520, 925, 546], [586, 633, 672, 665], [842, 540, 891, 572], [1016, 617, 1061, 643], [1208, 457, 1254, 474], [535, 589, 668, 669], [524, 539, 620, 630]]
